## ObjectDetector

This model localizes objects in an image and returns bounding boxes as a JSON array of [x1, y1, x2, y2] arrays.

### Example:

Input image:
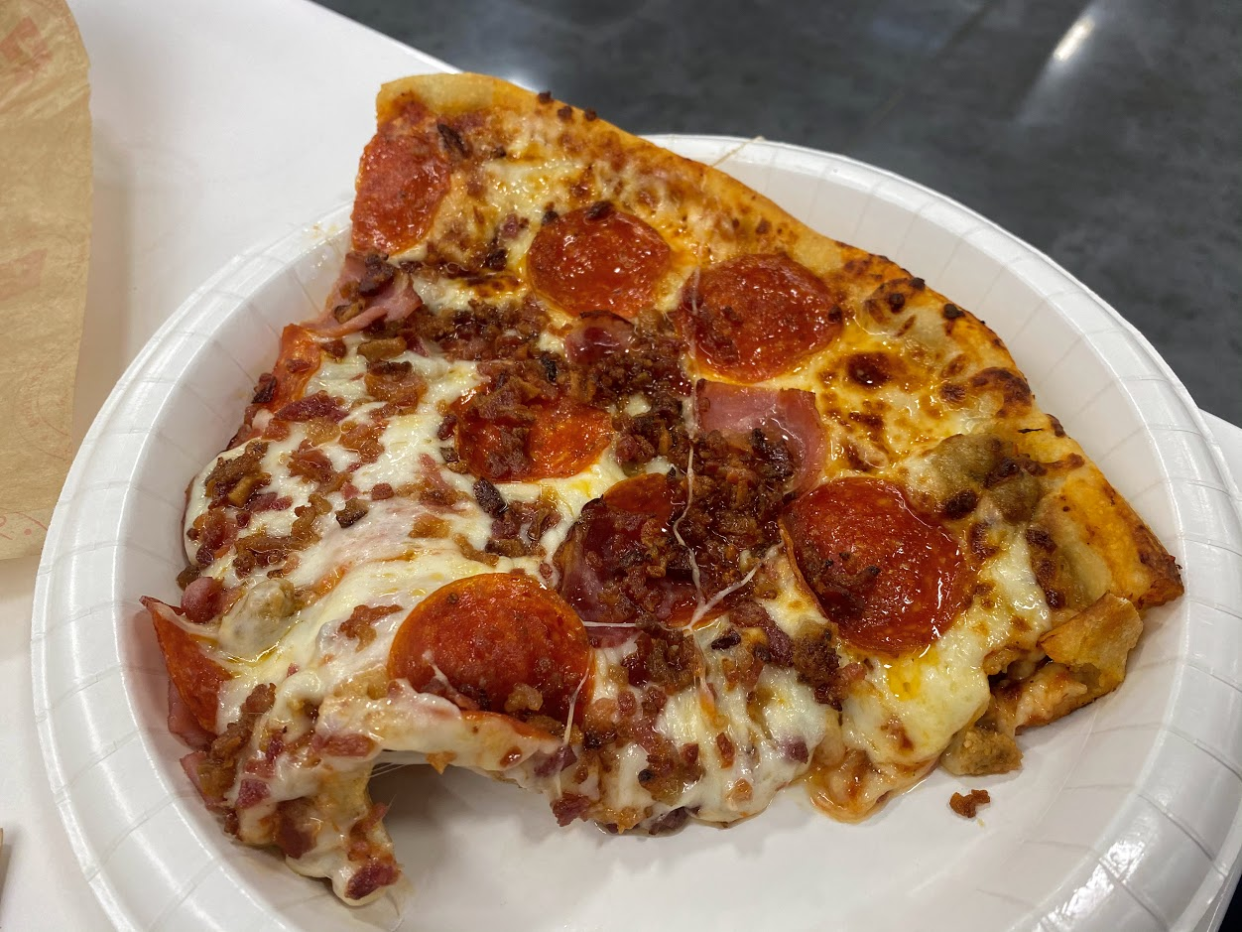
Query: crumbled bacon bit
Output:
[[949, 788, 991, 818], [204, 441, 268, 505], [638, 740, 704, 805], [312, 731, 375, 757], [344, 859, 399, 902], [415, 454, 470, 510], [364, 360, 425, 412], [274, 798, 318, 859], [454, 533, 500, 566], [622, 627, 697, 691], [486, 493, 561, 558], [647, 806, 690, 835], [356, 254, 396, 297], [274, 391, 347, 422], [370, 482, 394, 501], [336, 497, 369, 528], [415, 297, 548, 362], [288, 442, 337, 487], [358, 336, 407, 361], [197, 683, 275, 803], [232, 493, 330, 577], [473, 478, 507, 518], [534, 745, 577, 777], [409, 514, 450, 539], [641, 686, 667, 717], [551, 792, 592, 826], [941, 489, 980, 520], [235, 778, 269, 809], [262, 418, 291, 441], [251, 373, 277, 404], [731, 602, 793, 666], [536, 90, 553, 104], [617, 690, 637, 717], [339, 603, 401, 650], [341, 419, 386, 464], [193, 509, 237, 566], [783, 738, 809, 763], [790, 629, 849, 706], [504, 682, 544, 715], [246, 492, 293, 512]]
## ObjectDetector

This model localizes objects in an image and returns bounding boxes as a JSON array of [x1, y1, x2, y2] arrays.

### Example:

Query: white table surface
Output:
[[1, 1, 1238, 929]]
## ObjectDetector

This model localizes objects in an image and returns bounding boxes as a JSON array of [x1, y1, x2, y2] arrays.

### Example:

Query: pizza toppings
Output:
[[556, 418, 800, 627], [256, 325, 324, 418], [352, 101, 451, 255], [310, 253, 424, 337], [527, 202, 672, 318], [695, 380, 826, 491], [782, 478, 969, 654], [181, 576, 225, 624], [453, 376, 613, 482], [555, 473, 697, 626], [144, 597, 231, 734], [563, 310, 635, 366], [678, 253, 843, 382], [949, 788, 990, 818], [388, 573, 592, 723]]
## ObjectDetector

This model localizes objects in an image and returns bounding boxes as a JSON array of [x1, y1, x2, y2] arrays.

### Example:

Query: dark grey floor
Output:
[[317, 0, 1240, 425]]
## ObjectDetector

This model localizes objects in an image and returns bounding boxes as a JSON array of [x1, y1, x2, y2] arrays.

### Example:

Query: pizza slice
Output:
[[142, 74, 1182, 905]]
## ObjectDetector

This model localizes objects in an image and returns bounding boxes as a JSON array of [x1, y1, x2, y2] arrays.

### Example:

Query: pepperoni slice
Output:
[[144, 597, 231, 734], [268, 325, 324, 409], [527, 203, 671, 318], [454, 389, 612, 483], [388, 574, 592, 722], [554, 473, 698, 627], [782, 478, 968, 655], [678, 253, 843, 382], [352, 102, 450, 256]]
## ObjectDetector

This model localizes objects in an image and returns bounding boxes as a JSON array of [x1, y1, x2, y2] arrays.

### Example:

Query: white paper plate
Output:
[[32, 136, 1242, 932]]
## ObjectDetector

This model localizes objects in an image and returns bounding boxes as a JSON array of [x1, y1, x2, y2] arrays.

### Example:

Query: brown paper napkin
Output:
[[0, 0, 91, 559]]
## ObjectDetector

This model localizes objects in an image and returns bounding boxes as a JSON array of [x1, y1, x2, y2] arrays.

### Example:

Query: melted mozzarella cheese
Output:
[[837, 515, 1050, 766]]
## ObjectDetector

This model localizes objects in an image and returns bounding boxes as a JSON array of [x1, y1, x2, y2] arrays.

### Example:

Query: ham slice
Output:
[[169, 681, 214, 750], [307, 251, 423, 338], [563, 311, 634, 365], [695, 380, 826, 491]]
